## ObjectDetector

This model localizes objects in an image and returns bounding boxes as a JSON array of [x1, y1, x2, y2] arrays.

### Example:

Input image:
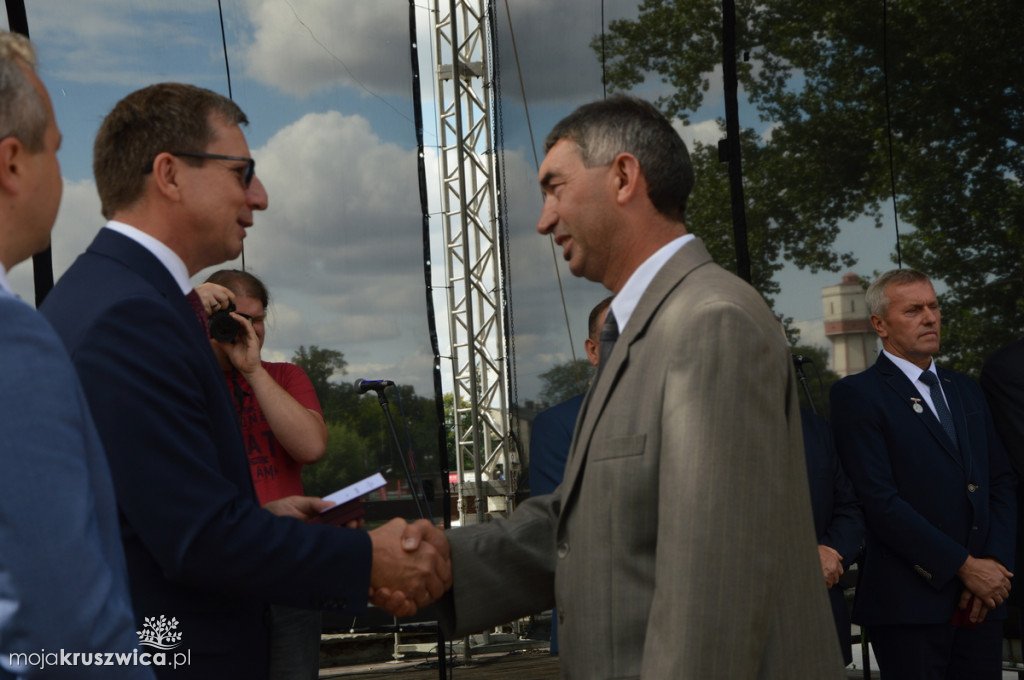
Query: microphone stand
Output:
[[793, 355, 818, 415], [366, 384, 442, 673], [370, 387, 431, 521]]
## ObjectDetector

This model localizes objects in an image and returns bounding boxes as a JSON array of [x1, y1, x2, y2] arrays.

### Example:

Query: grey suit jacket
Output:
[[439, 239, 844, 679]]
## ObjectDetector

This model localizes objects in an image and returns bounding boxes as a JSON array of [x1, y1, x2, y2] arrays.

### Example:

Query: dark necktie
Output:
[[186, 289, 209, 333], [919, 370, 958, 448], [597, 308, 619, 377]]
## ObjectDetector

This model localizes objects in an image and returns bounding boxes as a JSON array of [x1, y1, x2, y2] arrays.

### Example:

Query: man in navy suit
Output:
[[40, 83, 448, 679], [830, 268, 1016, 679], [528, 295, 610, 654], [0, 31, 153, 678], [530, 296, 612, 499], [981, 339, 1024, 605], [800, 407, 863, 666]]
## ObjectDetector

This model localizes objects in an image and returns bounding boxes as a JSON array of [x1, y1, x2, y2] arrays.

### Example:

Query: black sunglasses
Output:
[[144, 151, 256, 188]]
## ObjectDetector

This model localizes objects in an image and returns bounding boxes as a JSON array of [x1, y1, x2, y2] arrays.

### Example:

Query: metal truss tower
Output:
[[432, 0, 515, 525]]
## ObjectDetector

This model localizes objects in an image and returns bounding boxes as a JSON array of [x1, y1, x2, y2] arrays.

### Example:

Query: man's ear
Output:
[[584, 336, 601, 367], [870, 314, 888, 338], [150, 151, 184, 202], [0, 137, 25, 194], [611, 152, 642, 206]]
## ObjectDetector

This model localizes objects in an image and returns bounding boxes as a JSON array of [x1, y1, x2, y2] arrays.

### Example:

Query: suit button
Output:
[[557, 542, 569, 558], [973, 526, 979, 531], [968, 484, 979, 492], [558, 610, 565, 624]]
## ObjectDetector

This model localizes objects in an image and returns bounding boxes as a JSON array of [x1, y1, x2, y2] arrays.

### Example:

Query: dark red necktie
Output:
[[186, 289, 208, 333]]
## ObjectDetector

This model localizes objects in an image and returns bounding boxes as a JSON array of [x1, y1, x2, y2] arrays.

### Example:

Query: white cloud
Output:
[[674, 118, 724, 151], [240, 0, 414, 97]]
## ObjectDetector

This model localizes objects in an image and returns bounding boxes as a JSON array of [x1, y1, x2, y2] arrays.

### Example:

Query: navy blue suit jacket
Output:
[[1, 291, 153, 679], [801, 408, 863, 665], [41, 229, 372, 679], [529, 393, 584, 497], [980, 337, 1024, 603], [528, 392, 584, 655], [830, 353, 1016, 626]]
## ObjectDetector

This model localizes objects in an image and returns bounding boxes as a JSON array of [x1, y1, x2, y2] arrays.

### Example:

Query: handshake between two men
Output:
[[267, 496, 451, 617], [369, 518, 451, 617], [263, 496, 451, 617]]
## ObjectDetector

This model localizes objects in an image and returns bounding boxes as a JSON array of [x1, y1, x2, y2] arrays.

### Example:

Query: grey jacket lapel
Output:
[[558, 237, 714, 514]]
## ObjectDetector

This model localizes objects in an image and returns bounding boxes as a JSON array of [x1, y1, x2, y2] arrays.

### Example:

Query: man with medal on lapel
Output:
[[830, 268, 1016, 679]]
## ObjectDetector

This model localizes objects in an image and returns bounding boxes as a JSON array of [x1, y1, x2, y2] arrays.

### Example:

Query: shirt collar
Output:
[[0, 262, 12, 296], [882, 348, 938, 385], [610, 233, 695, 332], [105, 220, 192, 294]]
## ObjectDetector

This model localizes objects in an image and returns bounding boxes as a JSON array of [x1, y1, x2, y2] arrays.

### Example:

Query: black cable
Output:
[[720, 0, 751, 284], [407, 1, 449, 675], [487, 0, 521, 493], [882, 0, 903, 268], [5, 0, 55, 307], [601, 0, 607, 99], [215, 0, 245, 270], [216, 0, 233, 100]]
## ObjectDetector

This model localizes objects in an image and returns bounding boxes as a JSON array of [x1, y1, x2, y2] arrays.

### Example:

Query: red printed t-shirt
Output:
[[223, 361, 324, 505]]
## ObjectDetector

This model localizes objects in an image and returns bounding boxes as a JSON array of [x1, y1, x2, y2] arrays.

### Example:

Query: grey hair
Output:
[[0, 31, 47, 151], [544, 95, 695, 221], [865, 269, 932, 317]]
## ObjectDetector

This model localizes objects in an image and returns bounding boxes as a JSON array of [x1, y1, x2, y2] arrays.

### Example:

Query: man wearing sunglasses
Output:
[[41, 83, 450, 679]]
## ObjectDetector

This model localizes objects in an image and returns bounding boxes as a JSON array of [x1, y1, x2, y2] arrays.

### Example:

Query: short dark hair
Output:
[[0, 31, 47, 151], [588, 296, 614, 342], [544, 95, 695, 221], [93, 83, 248, 219], [866, 269, 932, 317], [204, 269, 269, 309]]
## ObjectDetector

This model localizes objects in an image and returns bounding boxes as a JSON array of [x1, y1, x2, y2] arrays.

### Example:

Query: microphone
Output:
[[791, 354, 814, 367], [355, 378, 395, 394]]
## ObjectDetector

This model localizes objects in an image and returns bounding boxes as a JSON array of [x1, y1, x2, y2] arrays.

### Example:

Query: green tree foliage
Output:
[[301, 421, 378, 497], [292, 345, 349, 421], [599, 0, 1024, 374], [537, 358, 594, 406]]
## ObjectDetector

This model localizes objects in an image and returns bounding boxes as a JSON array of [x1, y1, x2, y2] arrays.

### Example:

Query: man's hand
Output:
[[264, 495, 334, 521], [214, 311, 262, 374], [958, 590, 992, 625], [957, 555, 1012, 609], [194, 282, 235, 316], [368, 518, 451, 617], [818, 545, 844, 589]]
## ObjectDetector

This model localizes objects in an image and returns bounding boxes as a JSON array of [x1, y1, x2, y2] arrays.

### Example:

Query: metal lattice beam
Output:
[[433, 0, 514, 525]]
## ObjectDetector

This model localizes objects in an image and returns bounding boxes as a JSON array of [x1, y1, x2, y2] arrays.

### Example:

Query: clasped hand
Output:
[[957, 555, 1013, 624], [368, 518, 451, 617]]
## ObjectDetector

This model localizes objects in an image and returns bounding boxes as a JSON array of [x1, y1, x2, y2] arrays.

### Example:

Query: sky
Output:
[[3, 0, 900, 405]]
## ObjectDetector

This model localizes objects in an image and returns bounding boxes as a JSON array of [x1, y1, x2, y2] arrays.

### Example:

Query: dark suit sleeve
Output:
[[0, 303, 154, 678], [823, 454, 864, 564], [529, 402, 575, 497], [830, 377, 969, 588], [803, 410, 863, 562], [981, 347, 1024, 487], [970, 375, 1017, 570], [66, 296, 371, 609]]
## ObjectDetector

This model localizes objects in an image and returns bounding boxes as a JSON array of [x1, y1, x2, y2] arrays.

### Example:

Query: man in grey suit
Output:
[[0, 30, 154, 677], [396, 96, 844, 678]]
